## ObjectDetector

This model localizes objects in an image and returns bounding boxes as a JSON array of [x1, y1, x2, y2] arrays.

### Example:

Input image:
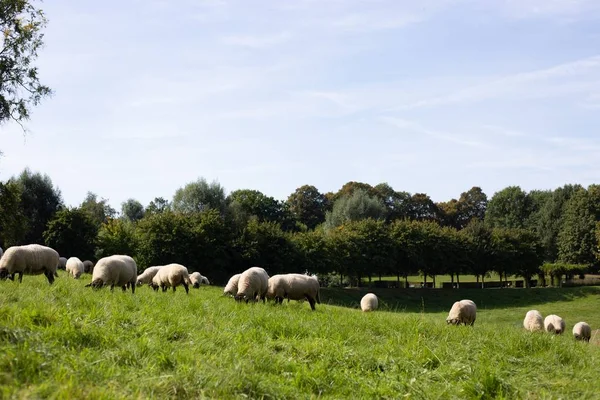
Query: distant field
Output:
[[0, 272, 599, 398], [363, 273, 504, 285]]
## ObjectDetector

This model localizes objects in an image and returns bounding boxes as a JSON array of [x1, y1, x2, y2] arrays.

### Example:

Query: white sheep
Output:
[[446, 299, 477, 326], [189, 272, 210, 288], [360, 293, 378, 312], [83, 260, 94, 274], [544, 314, 565, 335], [235, 267, 269, 303], [224, 273, 241, 297], [266, 273, 321, 310], [136, 266, 163, 286], [150, 263, 191, 294], [573, 322, 591, 342], [85, 255, 137, 293], [523, 310, 544, 332], [0, 244, 59, 284], [58, 256, 67, 270], [66, 257, 85, 279]]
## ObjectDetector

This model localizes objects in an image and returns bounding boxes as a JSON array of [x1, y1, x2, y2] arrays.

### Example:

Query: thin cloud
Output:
[[221, 32, 292, 48]]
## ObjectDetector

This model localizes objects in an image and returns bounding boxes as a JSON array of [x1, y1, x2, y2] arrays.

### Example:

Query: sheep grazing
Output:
[[544, 314, 565, 335], [523, 310, 544, 332], [446, 299, 477, 326], [85, 255, 137, 294], [266, 273, 321, 310], [136, 266, 163, 286], [573, 322, 591, 342], [0, 244, 59, 284], [150, 263, 191, 294], [58, 257, 67, 270], [235, 267, 269, 303], [66, 257, 85, 279], [224, 273, 241, 297], [83, 260, 94, 274], [360, 293, 378, 312], [189, 272, 210, 288]]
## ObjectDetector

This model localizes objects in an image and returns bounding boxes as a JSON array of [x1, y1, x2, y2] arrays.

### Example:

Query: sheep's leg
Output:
[[131, 283, 135, 294], [172, 286, 176, 292], [18, 272, 23, 283], [121, 286, 127, 292], [44, 270, 55, 285], [307, 296, 316, 311], [162, 285, 167, 292], [110, 284, 115, 291], [183, 281, 189, 294]]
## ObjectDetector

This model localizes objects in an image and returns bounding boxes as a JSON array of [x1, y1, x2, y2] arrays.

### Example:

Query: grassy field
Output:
[[0, 272, 599, 399]]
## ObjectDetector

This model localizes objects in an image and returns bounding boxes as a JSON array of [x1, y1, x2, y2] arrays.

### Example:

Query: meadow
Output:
[[0, 273, 599, 399]]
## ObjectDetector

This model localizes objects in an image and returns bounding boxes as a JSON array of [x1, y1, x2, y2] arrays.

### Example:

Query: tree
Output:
[[462, 219, 494, 285], [172, 178, 226, 214], [0, 0, 52, 126], [146, 197, 171, 215], [95, 219, 138, 261], [331, 181, 375, 203], [324, 189, 387, 230], [286, 185, 328, 230], [0, 179, 27, 246], [121, 198, 145, 222], [407, 193, 442, 222], [373, 183, 413, 222], [455, 187, 488, 229], [15, 168, 62, 244], [80, 192, 117, 227], [485, 186, 533, 229], [388, 220, 422, 287], [557, 186, 600, 265], [43, 208, 97, 260]]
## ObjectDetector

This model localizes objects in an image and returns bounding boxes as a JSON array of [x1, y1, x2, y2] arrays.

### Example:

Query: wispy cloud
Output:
[[482, 125, 526, 137], [221, 31, 292, 48], [380, 117, 491, 148]]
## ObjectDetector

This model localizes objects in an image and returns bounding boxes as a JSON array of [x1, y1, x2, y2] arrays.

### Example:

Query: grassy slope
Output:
[[0, 273, 599, 399]]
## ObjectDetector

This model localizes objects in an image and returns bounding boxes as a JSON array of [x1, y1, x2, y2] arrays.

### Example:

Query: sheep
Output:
[[85, 255, 137, 294], [136, 266, 163, 286], [523, 310, 544, 332], [0, 244, 59, 284], [235, 267, 269, 303], [446, 299, 477, 326], [544, 314, 565, 335], [58, 257, 67, 270], [266, 273, 321, 310], [83, 260, 94, 274], [360, 293, 378, 312], [224, 273, 242, 297], [573, 322, 591, 342], [0, 246, 3, 259], [150, 263, 191, 294], [66, 257, 85, 279], [189, 272, 210, 288]]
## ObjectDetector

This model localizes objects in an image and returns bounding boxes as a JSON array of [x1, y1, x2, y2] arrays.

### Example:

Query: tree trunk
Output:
[[525, 275, 530, 289], [423, 274, 427, 288], [379, 273, 382, 282], [482, 275, 485, 289], [405, 275, 408, 288], [476, 275, 479, 283], [433, 275, 436, 288], [457, 274, 460, 289], [340, 273, 343, 287], [451, 274, 454, 283]]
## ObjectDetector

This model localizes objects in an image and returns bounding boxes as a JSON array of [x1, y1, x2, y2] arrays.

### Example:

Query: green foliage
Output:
[[291, 229, 329, 275], [79, 192, 116, 228], [462, 219, 494, 281], [373, 183, 414, 222], [145, 197, 171, 215], [0, 179, 27, 246], [407, 193, 442, 222], [557, 186, 600, 265], [485, 186, 531, 229], [440, 186, 488, 229], [324, 189, 387, 230], [227, 189, 296, 231], [172, 178, 226, 214], [0, 0, 51, 125], [286, 185, 328, 230], [120, 198, 145, 222], [95, 219, 138, 260], [15, 168, 63, 244], [43, 208, 98, 260], [1, 278, 600, 398], [541, 263, 589, 286], [491, 228, 543, 287]]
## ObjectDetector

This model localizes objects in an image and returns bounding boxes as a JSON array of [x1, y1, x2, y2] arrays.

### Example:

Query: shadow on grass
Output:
[[320, 286, 600, 313]]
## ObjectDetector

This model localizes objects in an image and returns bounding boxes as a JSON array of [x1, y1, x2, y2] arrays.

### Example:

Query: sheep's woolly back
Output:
[[90, 255, 137, 289], [0, 244, 59, 277], [189, 272, 203, 287], [151, 264, 190, 289], [544, 314, 565, 335], [224, 274, 241, 296], [446, 299, 477, 326], [58, 257, 67, 269], [137, 266, 163, 285], [360, 293, 378, 312], [236, 267, 269, 301], [66, 257, 85, 279], [573, 322, 591, 342], [83, 260, 94, 273], [523, 310, 544, 332]]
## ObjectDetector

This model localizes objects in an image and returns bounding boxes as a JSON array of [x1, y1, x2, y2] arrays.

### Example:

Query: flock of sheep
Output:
[[0, 245, 595, 341]]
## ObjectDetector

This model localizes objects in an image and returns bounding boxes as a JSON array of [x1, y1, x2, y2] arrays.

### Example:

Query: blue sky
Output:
[[2, 0, 600, 210]]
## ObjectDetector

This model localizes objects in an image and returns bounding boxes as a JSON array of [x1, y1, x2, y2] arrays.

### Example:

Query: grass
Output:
[[0, 272, 599, 399]]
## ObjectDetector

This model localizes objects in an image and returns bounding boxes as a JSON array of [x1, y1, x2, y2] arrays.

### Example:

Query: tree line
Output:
[[0, 168, 598, 286]]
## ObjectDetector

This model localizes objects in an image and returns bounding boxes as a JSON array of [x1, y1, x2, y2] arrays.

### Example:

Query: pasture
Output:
[[0, 273, 599, 399]]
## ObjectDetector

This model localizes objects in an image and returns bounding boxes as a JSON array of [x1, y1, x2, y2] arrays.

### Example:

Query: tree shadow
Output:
[[320, 286, 600, 313]]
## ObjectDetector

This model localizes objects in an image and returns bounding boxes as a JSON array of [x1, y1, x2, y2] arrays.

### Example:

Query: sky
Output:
[[1, 0, 600, 210]]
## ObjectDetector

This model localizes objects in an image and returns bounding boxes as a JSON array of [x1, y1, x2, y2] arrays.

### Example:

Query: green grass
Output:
[[0, 272, 599, 399]]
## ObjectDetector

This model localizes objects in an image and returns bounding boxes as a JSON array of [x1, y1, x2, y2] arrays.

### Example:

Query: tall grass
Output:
[[0, 272, 599, 399]]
